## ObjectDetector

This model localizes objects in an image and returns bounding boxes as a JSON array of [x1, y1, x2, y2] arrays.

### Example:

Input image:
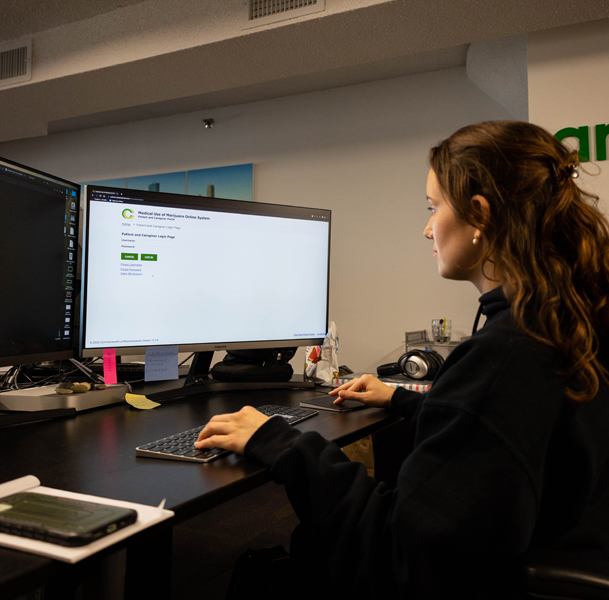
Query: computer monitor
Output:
[[0, 157, 80, 368], [80, 185, 331, 372]]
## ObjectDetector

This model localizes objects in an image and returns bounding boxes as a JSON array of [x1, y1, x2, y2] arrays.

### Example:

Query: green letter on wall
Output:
[[595, 124, 609, 162], [555, 126, 590, 162]]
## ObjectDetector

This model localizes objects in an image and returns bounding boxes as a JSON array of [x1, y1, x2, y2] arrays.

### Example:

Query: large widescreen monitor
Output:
[[0, 157, 80, 368], [80, 185, 331, 360]]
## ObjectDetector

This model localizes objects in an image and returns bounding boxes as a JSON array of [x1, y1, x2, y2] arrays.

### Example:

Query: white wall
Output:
[[528, 18, 609, 212], [466, 34, 528, 121], [0, 67, 510, 373]]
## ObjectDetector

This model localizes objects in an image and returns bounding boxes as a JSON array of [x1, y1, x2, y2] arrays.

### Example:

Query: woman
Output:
[[196, 121, 609, 598]]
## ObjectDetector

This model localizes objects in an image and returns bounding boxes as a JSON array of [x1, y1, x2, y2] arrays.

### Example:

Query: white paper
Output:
[[145, 345, 179, 381], [0, 476, 174, 563], [0, 475, 41, 498]]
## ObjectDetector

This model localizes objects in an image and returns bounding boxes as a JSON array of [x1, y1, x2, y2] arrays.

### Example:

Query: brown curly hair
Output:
[[430, 120, 609, 402]]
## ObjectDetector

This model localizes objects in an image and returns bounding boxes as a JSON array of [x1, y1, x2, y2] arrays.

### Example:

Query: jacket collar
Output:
[[472, 287, 509, 334]]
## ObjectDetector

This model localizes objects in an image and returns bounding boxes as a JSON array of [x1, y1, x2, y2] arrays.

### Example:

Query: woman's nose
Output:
[[424, 220, 433, 240]]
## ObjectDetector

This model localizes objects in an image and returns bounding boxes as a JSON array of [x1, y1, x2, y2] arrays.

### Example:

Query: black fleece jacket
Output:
[[245, 288, 609, 598]]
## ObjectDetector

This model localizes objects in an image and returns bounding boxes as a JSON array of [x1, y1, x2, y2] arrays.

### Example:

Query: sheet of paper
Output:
[[145, 346, 179, 382], [0, 475, 40, 498], [0, 477, 174, 563], [103, 348, 118, 385], [125, 393, 160, 410]]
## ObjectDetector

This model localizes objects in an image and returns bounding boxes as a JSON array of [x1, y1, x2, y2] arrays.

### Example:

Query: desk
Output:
[[0, 386, 400, 599]]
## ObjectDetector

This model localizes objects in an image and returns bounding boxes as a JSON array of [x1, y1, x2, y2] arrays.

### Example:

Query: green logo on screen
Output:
[[122, 208, 135, 219]]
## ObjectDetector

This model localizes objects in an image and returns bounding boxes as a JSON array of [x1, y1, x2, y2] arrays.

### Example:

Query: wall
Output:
[[0, 67, 510, 373], [466, 34, 528, 121], [528, 18, 609, 212]]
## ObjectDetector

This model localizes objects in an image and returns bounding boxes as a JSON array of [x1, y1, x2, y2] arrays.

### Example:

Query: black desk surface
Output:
[[0, 386, 397, 519], [0, 385, 399, 598]]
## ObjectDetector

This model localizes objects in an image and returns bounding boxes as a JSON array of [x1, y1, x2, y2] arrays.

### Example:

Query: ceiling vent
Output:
[[243, 0, 325, 29], [0, 39, 32, 87]]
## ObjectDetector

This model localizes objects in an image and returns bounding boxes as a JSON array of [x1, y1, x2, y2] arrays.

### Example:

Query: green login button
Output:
[[121, 253, 138, 260], [141, 254, 157, 261]]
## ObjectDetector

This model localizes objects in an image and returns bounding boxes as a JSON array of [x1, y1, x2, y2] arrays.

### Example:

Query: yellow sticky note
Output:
[[125, 393, 160, 410]]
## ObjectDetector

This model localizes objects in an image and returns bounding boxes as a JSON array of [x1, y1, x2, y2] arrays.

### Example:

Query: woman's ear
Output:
[[471, 194, 491, 231]]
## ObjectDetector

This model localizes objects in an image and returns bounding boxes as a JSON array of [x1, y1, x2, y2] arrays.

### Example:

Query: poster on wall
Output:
[[82, 163, 253, 201]]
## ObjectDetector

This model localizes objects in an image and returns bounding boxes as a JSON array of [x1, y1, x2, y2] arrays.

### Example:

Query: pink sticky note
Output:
[[103, 348, 118, 385]]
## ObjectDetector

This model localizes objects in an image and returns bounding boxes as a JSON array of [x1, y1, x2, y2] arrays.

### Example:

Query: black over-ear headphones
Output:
[[377, 349, 444, 381]]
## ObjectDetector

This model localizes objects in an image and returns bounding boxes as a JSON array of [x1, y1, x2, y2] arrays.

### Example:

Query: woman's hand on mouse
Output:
[[329, 374, 395, 408], [195, 406, 269, 455]]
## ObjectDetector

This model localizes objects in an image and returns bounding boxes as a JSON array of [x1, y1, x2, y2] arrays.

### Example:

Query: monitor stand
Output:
[[147, 351, 314, 402]]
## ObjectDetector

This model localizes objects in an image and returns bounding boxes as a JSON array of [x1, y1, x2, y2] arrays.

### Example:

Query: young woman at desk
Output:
[[196, 121, 609, 598]]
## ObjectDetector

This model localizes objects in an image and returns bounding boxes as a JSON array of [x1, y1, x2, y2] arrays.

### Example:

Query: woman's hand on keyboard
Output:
[[194, 406, 269, 455], [329, 374, 395, 408]]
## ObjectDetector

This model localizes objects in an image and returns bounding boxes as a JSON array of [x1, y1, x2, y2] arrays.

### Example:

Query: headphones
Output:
[[377, 349, 444, 381]]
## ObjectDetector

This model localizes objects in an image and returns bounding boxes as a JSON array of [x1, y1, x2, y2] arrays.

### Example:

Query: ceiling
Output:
[[0, 0, 150, 40], [0, 0, 608, 143]]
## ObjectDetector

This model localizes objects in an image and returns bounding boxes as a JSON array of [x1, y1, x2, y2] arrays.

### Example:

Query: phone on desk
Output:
[[0, 492, 137, 547], [300, 396, 368, 412]]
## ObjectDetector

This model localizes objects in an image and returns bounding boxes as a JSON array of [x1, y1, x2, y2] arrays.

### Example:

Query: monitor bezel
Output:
[[79, 184, 331, 358], [0, 156, 80, 368]]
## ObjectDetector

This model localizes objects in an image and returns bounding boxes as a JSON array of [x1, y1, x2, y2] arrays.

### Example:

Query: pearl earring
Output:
[[473, 235, 480, 245]]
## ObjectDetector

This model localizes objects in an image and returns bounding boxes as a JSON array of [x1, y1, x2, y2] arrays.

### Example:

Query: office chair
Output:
[[520, 548, 609, 599]]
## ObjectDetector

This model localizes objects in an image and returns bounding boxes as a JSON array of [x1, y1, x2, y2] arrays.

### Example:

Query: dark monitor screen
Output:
[[0, 157, 80, 367], [80, 185, 331, 356]]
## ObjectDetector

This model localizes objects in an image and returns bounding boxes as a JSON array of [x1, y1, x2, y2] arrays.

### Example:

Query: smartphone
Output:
[[0, 492, 138, 547], [300, 396, 367, 412]]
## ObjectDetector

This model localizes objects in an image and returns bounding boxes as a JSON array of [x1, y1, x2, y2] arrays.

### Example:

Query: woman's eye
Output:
[[427, 206, 436, 214]]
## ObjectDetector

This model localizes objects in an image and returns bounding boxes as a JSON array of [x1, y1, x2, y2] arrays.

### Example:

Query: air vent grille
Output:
[[0, 39, 32, 87], [251, 0, 318, 19], [244, 0, 324, 28]]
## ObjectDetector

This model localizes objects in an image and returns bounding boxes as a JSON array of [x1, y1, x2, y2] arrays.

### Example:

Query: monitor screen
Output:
[[0, 157, 80, 367], [80, 185, 331, 357]]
